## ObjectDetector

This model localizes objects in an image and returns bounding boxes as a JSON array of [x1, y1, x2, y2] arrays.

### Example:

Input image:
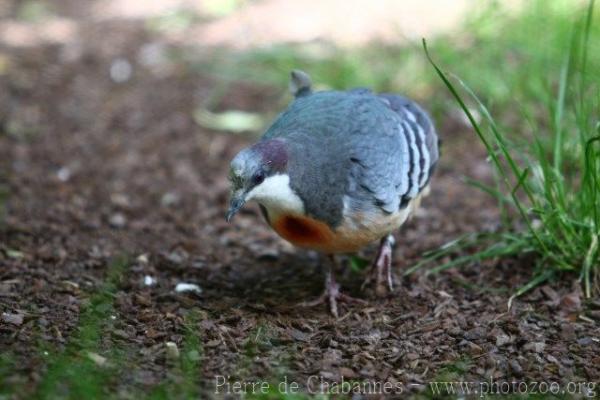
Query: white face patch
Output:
[[245, 174, 304, 215]]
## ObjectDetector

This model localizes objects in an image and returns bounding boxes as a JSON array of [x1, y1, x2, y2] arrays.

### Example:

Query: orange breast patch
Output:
[[270, 214, 370, 253], [272, 215, 333, 246]]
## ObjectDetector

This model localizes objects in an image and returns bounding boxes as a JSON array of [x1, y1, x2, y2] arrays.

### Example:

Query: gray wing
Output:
[[380, 94, 439, 187], [282, 93, 411, 226], [347, 93, 439, 214], [267, 90, 438, 226]]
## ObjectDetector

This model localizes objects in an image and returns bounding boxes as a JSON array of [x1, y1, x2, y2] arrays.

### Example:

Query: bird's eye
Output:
[[252, 172, 265, 185]]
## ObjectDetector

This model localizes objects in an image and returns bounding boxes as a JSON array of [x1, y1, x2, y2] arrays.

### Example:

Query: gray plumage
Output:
[[262, 87, 439, 228], [225, 71, 440, 311]]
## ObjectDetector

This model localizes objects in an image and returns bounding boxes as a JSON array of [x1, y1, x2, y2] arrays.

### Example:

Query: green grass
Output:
[[148, 310, 203, 400], [23, 255, 205, 400], [34, 256, 130, 399], [0, 351, 25, 397], [412, 0, 600, 303]]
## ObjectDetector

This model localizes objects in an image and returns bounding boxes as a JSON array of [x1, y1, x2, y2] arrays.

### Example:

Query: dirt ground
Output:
[[1, 2, 599, 399]]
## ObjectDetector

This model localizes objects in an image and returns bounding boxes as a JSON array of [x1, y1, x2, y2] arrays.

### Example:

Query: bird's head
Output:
[[226, 139, 289, 221]]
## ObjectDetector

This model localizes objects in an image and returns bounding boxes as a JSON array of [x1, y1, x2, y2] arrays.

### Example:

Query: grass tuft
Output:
[[415, 1, 600, 303], [34, 256, 130, 399]]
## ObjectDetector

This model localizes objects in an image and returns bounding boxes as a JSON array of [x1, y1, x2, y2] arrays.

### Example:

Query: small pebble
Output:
[[165, 342, 179, 360], [160, 192, 179, 207], [56, 166, 71, 182], [175, 283, 202, 294], [110, 58, 132, 83], [166, 251, 186, 264], [109, 213, 127, 228], [143, 275, 156, 286]]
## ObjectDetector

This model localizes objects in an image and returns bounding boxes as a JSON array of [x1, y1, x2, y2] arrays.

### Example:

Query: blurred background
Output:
[[1, 1, 599, 398], [1, 0, 597, 158], [1, 0, 593, 124]]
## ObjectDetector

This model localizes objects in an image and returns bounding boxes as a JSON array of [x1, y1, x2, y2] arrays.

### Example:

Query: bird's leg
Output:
[[361, 234, 396, 296], [299, 255, 366, 318]]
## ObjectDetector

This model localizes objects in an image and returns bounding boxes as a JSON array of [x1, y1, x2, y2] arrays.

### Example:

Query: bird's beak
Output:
[[226, 190, 246, 222]]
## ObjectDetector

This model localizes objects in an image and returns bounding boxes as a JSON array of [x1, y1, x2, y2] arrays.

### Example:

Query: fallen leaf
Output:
[[194, 109, 264, 133], [87, 352, 107, 366]]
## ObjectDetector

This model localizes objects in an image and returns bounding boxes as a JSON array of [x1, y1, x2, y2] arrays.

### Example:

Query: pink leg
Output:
[[361, 235, 395, 296], [299, 255, 366, 318]]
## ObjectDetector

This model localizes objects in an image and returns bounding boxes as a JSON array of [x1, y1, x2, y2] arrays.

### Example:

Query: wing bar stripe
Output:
[[414, 120, 431, 188], [396, 121, 410, 196], [401, 120, 421, 198], [404, 117, 429, 188]]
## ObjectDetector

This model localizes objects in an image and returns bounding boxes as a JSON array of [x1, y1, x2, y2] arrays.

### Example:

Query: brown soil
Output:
[[1, 3, 599, 399]]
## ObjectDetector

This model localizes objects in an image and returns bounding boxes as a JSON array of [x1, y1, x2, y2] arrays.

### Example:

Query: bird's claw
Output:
[[299, 270, 366, 318], [361, 235, 395, 297]]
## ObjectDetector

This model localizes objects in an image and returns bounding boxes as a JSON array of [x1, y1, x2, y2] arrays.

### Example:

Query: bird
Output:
[[226, 70, 439, 317]]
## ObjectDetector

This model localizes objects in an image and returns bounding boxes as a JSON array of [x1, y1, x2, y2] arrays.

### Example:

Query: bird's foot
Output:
[[299, 266, 366, 318], [361, 235, 395, 297]]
